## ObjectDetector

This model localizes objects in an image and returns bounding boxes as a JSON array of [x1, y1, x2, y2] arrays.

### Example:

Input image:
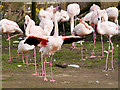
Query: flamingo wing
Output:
[[24, 35, 48, 47], [62, 35, 85, 44]]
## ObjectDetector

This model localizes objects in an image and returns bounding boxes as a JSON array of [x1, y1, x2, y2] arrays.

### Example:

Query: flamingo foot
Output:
[[102, 69, 107, 72], [50, 78, 56, 82], [8, 59, 11, 62], [32, 72, 39, 76], [80, 58, 86, 61], [45, 61, 49, 64], [70, 46, 77, 49], [90, 55, 96, 58], [108, 68, 114, 71], [44, 77, 48, 81], [40, 71, 45, 76], [101, 55, 104, 57]]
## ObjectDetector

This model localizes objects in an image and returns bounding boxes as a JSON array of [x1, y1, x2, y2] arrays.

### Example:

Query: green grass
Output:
[[1, 32, 119, 75]]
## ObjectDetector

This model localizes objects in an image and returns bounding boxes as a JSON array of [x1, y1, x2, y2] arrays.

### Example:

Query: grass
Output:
[[1, 31, 119, 77]]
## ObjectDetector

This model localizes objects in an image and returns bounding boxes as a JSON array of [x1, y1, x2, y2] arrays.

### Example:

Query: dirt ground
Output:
[[2, 63, 118, 88]]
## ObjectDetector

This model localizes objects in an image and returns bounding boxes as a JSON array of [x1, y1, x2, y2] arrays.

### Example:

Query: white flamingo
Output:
[[24, 15, 45, 76], [0, 19, 23, 61], [90, 9, 108, 58], [90, 4, 100, 12], [17, 39, 35, 64], [72, 18, 94, 60], [67, 3, 80, 48], [24, 11, 84, 82], [106, 7, 118, 25], [97, 12, 120, 71]]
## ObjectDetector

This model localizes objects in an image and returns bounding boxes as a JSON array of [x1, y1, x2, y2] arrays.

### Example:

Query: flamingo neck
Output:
[[70, 16, 74, 33], [53, 14, 58, 37]]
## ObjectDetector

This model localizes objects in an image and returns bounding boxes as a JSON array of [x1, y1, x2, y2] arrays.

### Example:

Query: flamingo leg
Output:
[[44, 57, 48, 81], [71, 16, 77, 49], [40, 51, 45, 75], [62, 22, 65, 35], [50, 56, 55, 82], [6, 33, 23, 41], [45, 56, 49, 63], [101, 35, 104, 57], [91, 25, 96, 58], [110, 37, 114, 70], [32, 48, 39, 75], [80, 41, 85, 61], [22, 53, 25, 64], [8, 34, 11, 61], [105, 37, 111, 70], [26, 53, 29, 65]]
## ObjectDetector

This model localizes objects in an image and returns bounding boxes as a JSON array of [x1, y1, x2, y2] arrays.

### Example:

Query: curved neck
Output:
[[97, 19, 101, 32]]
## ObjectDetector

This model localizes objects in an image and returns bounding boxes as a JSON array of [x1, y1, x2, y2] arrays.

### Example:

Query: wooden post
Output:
[[31, 2, 36, 23]]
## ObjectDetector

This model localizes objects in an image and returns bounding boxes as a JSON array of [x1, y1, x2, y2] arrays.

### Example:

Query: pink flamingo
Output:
[[90, 9, 108, 58], [97, 12, 120, 71], [0, 19, 23, 61], [106, 7, 118, 25], [72, 18, 94, 60], [67, 3, 80, 48], [24, 15, 45, 76], [17, 39, 35, 64], [24, 11, 84, 82]]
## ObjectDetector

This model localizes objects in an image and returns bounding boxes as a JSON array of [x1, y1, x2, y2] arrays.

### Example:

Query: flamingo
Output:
[[97, 12, 120, 71], [90, 4, 100, 12], [67, 3, 80, 48], [106, 7, 118, 25], [90, 9, 108, 58], [24, 15, 46, 76], [0, 19, 23, 61], [39, 18, 54, 36], [24, 11, 84, 82], [60, 10, 70, 35], [17, 39, 35, 64], [72, 18, 94, 60]]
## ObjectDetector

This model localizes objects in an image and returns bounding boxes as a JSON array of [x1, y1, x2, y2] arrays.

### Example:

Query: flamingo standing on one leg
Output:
[[97, 12, 120, 71], [72, 18, 94, 60], [67, 3, 80, 48], [0, 19, 23, 61], [24, 11, 84, 82], [106, 7, 118, 25], [24, 15, 46, 76]]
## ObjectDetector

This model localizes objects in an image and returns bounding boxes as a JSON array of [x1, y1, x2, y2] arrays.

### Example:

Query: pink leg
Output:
[[91, 31, 96, 58], [26, 54, 29, 65], [45, 57, 49, 63], [8, 34, 11, 61], [80, 42, 85, 61], [22, 53, 25, 64], [50, 56, 55, 82], [40, 51, 45, 75], [32, 48, 39, 76], [6, 33, 23, 41], [71, 42, 77, 49], [105, 37, 111, 70], [110, 37, 114, 70], [101, 35, 104, 57], [44, 59, 48, 81]]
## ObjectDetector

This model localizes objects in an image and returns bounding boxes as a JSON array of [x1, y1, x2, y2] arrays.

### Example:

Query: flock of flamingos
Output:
[[0, 3, 120, 82]]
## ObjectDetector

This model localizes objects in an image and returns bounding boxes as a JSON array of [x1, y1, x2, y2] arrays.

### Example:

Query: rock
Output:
[[96, 80, 99, 84], [55, 62, 68, 68]]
